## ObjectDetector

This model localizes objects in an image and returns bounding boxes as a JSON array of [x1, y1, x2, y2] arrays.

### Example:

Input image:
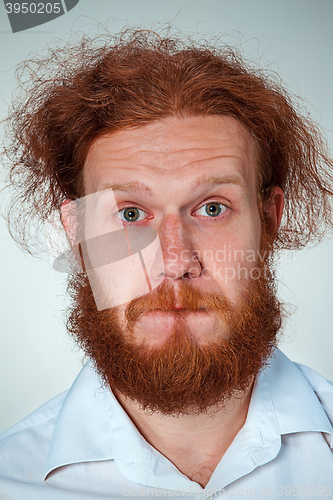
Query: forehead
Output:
[[83, 115, 257, 195]]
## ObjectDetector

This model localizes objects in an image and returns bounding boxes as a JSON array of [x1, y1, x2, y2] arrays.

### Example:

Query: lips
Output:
[[132, 308, 219, 346], [144, 307, 205, 314]]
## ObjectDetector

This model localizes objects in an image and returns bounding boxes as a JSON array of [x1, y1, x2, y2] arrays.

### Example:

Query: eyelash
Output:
[[116, 201, 230, 224]]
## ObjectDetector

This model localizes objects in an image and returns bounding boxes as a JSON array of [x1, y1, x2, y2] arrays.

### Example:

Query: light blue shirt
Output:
[[1, 349, 333, 499]]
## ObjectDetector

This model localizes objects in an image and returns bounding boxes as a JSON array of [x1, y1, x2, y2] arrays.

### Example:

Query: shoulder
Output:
[[0, 389, 68, 441], [262, 349, 333, 439], [0, 390, 68, 481]]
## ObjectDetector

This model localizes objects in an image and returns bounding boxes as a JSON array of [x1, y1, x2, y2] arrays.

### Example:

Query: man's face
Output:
[[83, 115, 262, 347], [66, 114, 282, 415]]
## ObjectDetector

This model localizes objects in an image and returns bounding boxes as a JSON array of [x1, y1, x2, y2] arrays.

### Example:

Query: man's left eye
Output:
[[117, 207, 147, 222], [196, 202, 228, 217]]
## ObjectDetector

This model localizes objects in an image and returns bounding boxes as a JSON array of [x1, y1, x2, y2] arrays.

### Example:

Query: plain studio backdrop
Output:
[[0, 0, 332, 434]]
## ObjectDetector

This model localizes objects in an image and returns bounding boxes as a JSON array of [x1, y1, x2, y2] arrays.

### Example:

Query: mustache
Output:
[[124, 280, 234, 328]]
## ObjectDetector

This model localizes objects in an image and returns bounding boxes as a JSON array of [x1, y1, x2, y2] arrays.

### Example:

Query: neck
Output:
[[116, 380, 254, 488]]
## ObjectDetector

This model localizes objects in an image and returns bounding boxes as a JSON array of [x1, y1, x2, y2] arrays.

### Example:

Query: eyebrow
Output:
[[192, 175, 246, 191], [99, 175, 245, 196], [99, 181, 152, 196]]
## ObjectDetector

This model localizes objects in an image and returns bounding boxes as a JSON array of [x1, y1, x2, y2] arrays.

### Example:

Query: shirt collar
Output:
[[44, 349, 333, 488], [44, 362, 115, 478], [44, 361, 197, 489], [206, 349, 333, 492]]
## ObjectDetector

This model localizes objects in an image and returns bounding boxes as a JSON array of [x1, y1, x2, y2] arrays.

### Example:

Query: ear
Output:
[[60, 198, 73, 235], [60, 198, 84, 270], [263, 186, 284, 233]]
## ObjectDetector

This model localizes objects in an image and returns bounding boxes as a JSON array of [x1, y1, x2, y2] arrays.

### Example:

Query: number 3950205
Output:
[[5, 3, 61, 14]]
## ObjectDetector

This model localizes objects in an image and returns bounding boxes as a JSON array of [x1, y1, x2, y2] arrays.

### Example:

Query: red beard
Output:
[[66, 251, 282, 416]]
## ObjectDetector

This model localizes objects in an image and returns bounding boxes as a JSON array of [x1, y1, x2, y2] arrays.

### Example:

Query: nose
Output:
[[155, 214, 202, 280]]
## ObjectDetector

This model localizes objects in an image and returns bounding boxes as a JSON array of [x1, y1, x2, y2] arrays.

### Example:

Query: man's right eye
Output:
[[117, 207, 147, 223]]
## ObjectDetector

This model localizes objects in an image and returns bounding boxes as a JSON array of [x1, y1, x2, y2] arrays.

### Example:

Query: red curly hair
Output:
[[2, 29, 333, 253]]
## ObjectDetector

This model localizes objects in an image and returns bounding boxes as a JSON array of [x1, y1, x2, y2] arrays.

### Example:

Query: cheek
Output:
[[202, 220, 261, 264], [197, 220, 262, 296]]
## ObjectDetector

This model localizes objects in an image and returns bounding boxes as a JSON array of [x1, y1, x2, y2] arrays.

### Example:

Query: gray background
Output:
[[0, 0, 332, 434]]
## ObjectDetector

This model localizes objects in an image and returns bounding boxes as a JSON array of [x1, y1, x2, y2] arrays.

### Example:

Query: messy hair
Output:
[[2, 28, 333, 254]]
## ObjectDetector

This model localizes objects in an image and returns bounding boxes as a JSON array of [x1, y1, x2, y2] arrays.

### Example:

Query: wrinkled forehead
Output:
[[82, 115, 258, 196]]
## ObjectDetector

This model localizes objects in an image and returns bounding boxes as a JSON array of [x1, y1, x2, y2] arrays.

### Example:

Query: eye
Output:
[[196, 202, 228, 218], [117, 207, 147, 222]]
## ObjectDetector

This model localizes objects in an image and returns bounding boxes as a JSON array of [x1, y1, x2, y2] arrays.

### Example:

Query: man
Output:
[[1, 29, 333, 498]]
